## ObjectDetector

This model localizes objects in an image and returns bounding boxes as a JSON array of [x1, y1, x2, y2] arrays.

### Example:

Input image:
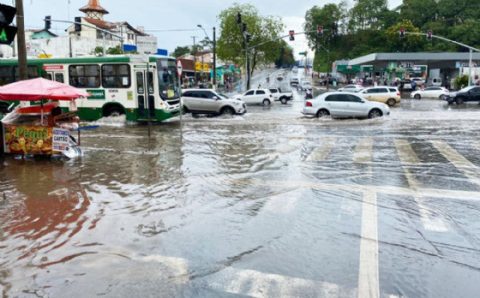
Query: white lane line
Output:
[[431, 140, 480, 186], [354, 137, 373, 164], [233, 178, 480, 202], [358, 190, 379, 298], [307, 137, 335, 161], [395, 140, 449, 232], [394, 139, 420, 165], [204, 267, 352, 297]]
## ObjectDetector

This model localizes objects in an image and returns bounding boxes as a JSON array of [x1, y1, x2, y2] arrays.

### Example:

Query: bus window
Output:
[[55, 73, 64, 83], [13, 66, 39, 80], [101, 64, 131, 88], [46, 73, 53, 80], [147, 72, 154, 94], [0, 66, 13, 86], [69, 65, 100, 88], [136, 72, 144, 94]]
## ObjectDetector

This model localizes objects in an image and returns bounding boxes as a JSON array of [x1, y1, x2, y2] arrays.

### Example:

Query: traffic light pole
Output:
[[405, 31, 480, 86], [15, 0, 28, 80]]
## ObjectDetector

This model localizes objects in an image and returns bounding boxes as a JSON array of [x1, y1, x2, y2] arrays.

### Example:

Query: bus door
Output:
[[135, 70, 155, 119]]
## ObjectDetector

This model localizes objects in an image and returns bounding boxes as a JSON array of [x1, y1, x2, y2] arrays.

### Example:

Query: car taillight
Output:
[[306, 101, 312, 107], [397, 92, 400, 96]]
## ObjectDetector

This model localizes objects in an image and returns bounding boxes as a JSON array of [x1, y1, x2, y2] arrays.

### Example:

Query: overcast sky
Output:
[[11, 0, 402, 58]]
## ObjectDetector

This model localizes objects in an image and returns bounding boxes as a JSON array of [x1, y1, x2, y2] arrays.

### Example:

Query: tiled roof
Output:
[[84, 17, 115, 30], [80, 0, 109, 14]]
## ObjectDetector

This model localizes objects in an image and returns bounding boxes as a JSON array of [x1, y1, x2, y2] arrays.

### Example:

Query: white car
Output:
[[182, 89, 247, 115], [236, 89, 274, 106], [298, 81, 312, 91], [411, 87, 449, 100], [302, 92, 390, 119], [338, 84, 364, 93]]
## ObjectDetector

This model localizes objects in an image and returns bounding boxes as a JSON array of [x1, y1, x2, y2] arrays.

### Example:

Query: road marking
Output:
[[358, 190, 379, 298], [394, 139, 420, 165], [431, 140, 480, 186], [354, 137, 374, 164], [307, 137, 335, 161], [396, 140, 449, 232], [203, 267, 352, 297], [231, 178, 480, 202]]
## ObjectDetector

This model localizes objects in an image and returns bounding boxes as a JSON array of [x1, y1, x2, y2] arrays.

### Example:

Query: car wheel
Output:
[[439, 95, 446, 100], [280, 97, 288, 105], [368, 109, 383, 119], [262, 99, 271, 106], [414, 94, 421, 100], [316, 109, 330, 118], [387, 98, 396, 107], [456, 97, 464, 105], [221, 106, 235, 116]]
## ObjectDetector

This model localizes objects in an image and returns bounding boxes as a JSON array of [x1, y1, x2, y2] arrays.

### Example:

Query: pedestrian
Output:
[[411, 80, 417, 91]]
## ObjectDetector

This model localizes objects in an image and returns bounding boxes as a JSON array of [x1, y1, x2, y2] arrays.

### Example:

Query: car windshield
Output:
[[460, 86, 475, 92], [218, 93, 229, 99]]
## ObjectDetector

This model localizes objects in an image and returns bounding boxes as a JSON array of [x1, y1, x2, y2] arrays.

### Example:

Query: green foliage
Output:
[[217, 3, 284, 75], [93, 46, 125, 55], [172, 46, 190, 58], [274, 41, 295, 68], [454, 75, 469, 90], [304, 0, 480, 73]]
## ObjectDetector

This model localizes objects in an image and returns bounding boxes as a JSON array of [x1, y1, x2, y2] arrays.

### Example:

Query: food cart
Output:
[[0, 78, 88, 158]]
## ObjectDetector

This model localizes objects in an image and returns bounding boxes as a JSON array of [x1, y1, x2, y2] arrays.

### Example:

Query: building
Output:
[[0, 0, 164, 58], [344, 52, 480, 85]]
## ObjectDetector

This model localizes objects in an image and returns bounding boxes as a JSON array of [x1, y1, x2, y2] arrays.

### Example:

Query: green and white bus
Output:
[[0, 55, 182, 122]]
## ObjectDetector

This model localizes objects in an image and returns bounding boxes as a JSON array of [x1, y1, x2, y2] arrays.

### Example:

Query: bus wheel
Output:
[[103, 105, 125, 117]]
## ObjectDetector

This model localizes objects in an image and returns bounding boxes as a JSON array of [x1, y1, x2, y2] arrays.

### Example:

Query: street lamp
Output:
[[197, 24, 217, 87]]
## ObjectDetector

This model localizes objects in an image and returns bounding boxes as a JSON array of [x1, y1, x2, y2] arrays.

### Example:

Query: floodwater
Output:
[[2, 90, 480, 297]]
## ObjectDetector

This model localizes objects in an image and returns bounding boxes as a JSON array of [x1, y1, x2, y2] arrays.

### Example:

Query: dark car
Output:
[[446, 86, 480, 105]]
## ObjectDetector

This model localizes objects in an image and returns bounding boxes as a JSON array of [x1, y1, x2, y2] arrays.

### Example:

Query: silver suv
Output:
[[182, 89, 247, 116]]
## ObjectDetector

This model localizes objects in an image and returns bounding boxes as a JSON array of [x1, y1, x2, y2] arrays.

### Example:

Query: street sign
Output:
[[177, 60, 183, 76]]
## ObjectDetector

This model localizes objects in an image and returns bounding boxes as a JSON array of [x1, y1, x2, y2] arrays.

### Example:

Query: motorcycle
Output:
[[305, 89, 313, 99]]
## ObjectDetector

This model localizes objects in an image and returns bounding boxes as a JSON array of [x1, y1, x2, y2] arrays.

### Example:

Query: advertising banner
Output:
[[52, 128, 70, 152], [3, 125, 53, 155]]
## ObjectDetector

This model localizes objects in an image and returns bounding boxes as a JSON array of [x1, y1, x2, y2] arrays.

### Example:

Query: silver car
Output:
[[182, 89, 247, 115], [302, 92, 390, 119]]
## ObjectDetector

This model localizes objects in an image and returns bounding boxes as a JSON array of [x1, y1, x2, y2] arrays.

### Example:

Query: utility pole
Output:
[[15, 0, 27, 80], [213, 27, 216, 87], [192, 36, 197, 86], [468, 49, 473, 86]]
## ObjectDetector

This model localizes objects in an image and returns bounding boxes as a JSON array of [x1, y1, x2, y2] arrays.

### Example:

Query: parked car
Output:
[[338, 84, 364, 93], [446, 86, 480, 105], [359, 86, 401, 107], [411, 87, 449, 100], [182, 89, 247, 115], [269, 88, 293, 104], [298, 81, 313, 91], [236, 89, 274, 106], [302, 92, 390, 119], [290, 77, 300, 87]]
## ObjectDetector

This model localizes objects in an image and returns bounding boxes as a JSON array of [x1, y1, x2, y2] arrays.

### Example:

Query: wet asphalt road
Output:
[[2, 75, 480, 297]]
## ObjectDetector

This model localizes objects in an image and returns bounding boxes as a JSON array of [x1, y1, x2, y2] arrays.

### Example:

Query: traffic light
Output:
[[242, 23, 247, 33], [236, 12, 242, 25], [0, 4, 17, 45], [74, 17, 82, 32], [289, 30, 295, 41], [427, 30, 433, 40], [45, 16, 51, 30], [399, 27, 405, 38], [317, 25, 324, 37], [245, 33, 251, 43]]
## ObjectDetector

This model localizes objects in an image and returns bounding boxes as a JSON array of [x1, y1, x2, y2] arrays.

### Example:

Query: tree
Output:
[[385, 20, 423, 52], [349, 0, 389, 31], [172, 46, 190, 58], [274, 41, 295, 68], [217, 3, 284, 77]]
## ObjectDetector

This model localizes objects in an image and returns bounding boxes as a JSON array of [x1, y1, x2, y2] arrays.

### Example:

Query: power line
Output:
[[144, 28, 202, 33]]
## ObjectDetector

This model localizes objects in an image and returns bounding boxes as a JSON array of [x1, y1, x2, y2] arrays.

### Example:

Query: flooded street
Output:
[[2, 94, 480, 297]]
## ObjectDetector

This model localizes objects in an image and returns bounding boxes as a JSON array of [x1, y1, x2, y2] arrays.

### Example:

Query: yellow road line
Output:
[[394, 139, 420, 165], [431, 140, 480, 186]]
